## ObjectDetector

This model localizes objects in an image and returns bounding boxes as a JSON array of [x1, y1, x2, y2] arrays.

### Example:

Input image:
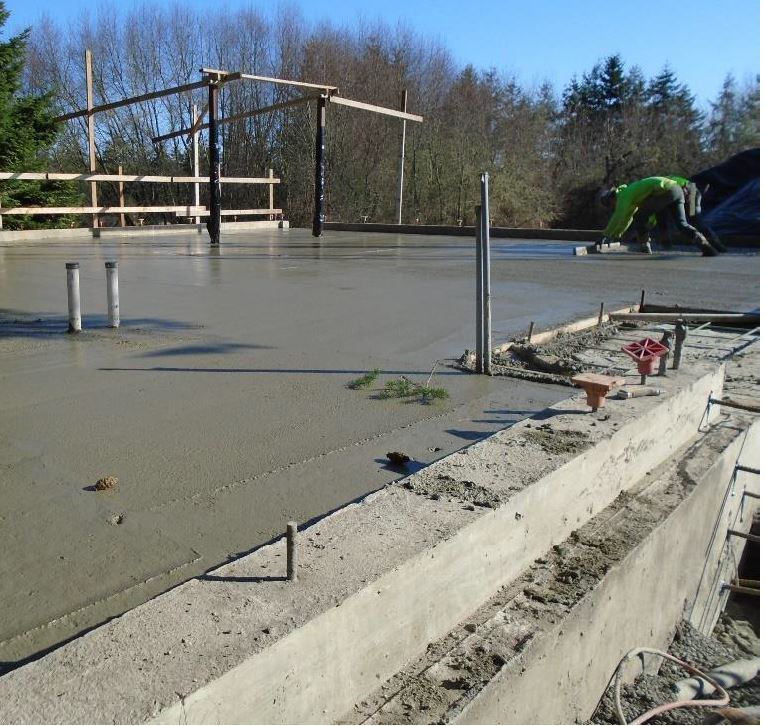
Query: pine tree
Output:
[[0, 2, 81, 229], [706, 74, 759, 162]]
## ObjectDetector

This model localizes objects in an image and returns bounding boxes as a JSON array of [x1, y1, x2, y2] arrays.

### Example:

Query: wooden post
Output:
[[192, 104, 201, 225], [475, 204, 483, 373], [85, 49, 98, 229], [207, 82, 221, 245], [268, 168, 274, 220], [480, 173, 492, 375], [396, 89, 407, 225], [117, 165, 125, 227], [312, 96, 327, 238]]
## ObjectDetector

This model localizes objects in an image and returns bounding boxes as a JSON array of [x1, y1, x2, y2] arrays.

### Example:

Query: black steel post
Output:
[[207, 82, 221, 246], [312, 96, 327, 238]]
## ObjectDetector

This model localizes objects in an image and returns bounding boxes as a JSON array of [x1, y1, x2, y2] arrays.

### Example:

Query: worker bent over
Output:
[[599, 176, 718, 256]]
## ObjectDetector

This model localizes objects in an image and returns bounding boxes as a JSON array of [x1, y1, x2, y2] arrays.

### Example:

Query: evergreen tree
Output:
[[706, 73, 759, 162], [0, 2, 80, 229]]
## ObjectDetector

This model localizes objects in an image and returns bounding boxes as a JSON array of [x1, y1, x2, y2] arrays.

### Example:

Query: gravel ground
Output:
[[590, 615, 759, 724]]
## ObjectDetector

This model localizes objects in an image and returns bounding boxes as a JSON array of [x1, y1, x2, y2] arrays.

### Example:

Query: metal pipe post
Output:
[[286, 521, 298, 581], [105, 261, 119, 328], [118, 164, 125, 228], [207, 82, 221, 245], [658, 330, 673, 376], [66, 262, 82, 333], [312, 96, 327, 237], [85, 49, 99, 230], [480, 173, 492, 374], [474, 205, 484, 373], [396, 89, 408, 225], [672, 320, 687, 369]]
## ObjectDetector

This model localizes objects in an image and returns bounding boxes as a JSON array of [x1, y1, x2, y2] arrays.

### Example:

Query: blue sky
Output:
[[4, 0, 760, 107]]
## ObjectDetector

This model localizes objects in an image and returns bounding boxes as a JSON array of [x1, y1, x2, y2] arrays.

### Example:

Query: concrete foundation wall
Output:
[[152, 366, 726, 724], [454, 416, 760, 725]]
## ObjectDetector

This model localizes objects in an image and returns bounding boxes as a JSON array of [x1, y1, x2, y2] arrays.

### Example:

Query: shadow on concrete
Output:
[[373, 457, 429, 475], [99, 366, 465, 377], [140, 342, 273, 357], [197, 574, 285, 584], [0, 310, 202, 338], [444, 428, 493, 442]]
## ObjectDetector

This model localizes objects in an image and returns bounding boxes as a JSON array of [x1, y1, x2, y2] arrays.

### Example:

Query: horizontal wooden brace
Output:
[[53, 80, 210, 122], [328, 95, 423, 122], [177, 209, 282, 217], [0, 172, 278, 184], [152, 94, 321, 142], [0, 205, 206, 215]]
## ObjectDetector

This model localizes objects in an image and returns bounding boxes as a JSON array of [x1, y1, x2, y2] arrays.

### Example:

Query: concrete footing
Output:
[[0, 349, 758, 724]]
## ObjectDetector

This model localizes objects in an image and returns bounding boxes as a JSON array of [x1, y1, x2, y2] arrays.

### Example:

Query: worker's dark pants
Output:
[[633, 185, 708, 250]]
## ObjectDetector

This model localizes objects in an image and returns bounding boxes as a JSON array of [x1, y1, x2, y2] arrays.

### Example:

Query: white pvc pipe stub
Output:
[[105, 261, 119, 328], [65, 262, 81, 333]]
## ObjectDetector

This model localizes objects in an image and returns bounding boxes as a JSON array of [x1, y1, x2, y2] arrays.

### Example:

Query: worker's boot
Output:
[[639, 240, 652, 254], [707, 233, 728, 253], [695, 232, 718, 257]]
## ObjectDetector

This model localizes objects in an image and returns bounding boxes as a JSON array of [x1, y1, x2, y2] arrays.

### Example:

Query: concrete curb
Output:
[[454, 415, 760, 724]]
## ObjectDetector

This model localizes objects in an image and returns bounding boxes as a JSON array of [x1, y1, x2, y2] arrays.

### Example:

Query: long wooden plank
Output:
[[0, 206, 206, 215], [178, 209, 282, 217], [206, 69, 336, 92], [53, 80, 210, 122], [152, 93, 320, 142], [329, 95, 423, 122], [0, 172, 279, 184], [611, 312, 760, 324]]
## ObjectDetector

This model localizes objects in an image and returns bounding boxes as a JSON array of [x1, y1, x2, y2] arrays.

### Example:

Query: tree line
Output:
[[1, 2, 759, 230]]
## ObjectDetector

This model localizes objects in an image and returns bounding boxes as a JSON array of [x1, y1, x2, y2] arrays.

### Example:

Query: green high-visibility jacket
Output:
[[603, 176, 681, 239]]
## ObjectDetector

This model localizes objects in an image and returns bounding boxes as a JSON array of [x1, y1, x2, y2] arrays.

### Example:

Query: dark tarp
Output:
[[691, 148, 760, 236]]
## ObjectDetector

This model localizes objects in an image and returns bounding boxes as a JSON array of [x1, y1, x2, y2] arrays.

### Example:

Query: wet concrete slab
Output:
[[0, 228, 758, 666]]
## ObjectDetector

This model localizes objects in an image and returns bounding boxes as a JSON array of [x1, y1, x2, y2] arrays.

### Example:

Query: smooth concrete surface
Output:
[[0, 347, 727, 723], [454, 413, 759, 724], [1, 230, 757, 665]]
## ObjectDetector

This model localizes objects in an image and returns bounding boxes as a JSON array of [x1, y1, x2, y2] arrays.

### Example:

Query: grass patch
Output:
[[347, 369, 380, 389], [380, 377, 449, 404]]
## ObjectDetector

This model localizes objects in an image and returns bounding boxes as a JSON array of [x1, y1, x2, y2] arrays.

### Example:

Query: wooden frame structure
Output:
[[1, 51, 423, 243], [156, 66, 423, 241]]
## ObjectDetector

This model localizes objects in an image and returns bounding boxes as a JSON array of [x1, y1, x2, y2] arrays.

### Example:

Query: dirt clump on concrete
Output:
[[517, 422, 590, 455], [94, 475, 118, 491], [589, 616, 760, 725], [401, 473, 502, 509]]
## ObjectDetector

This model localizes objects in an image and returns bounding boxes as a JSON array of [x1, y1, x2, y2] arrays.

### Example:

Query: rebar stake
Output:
[[286, 521, 298, 582], [672, 320, 687, 370], [658, 330, 673, 376]]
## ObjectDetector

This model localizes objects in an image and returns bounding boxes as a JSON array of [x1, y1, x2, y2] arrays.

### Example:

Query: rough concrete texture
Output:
[[344, 388, 758, 725], [0, 332, 740, 724]]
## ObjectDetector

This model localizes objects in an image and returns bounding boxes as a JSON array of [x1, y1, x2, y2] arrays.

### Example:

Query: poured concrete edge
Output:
[[454, 415, 760, 724], [0, 361, 726, 724], [324, 222, 598, 241], [0, 220, 287, 244]]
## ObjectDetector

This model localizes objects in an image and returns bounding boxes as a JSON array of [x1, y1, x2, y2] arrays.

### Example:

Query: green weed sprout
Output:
[[347, 369, 380, 389]]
